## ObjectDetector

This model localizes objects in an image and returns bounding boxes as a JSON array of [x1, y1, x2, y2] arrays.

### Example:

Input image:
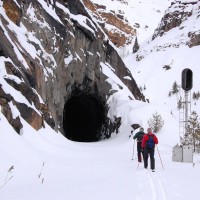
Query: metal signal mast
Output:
[[172, 68, 193, 164], [181, 68, 193, 143]]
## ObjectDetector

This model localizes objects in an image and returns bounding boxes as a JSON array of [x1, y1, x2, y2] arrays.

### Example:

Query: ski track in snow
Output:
[[147, 171, 168, 200], [136, 163, 169, 200]]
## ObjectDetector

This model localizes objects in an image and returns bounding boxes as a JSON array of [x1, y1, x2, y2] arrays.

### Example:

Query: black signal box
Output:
[[181, 68, 193, 91]]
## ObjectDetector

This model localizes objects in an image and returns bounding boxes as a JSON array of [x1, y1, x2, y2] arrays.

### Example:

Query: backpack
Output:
[[146, 134, 155, 148], [137, 132, 144, 142]]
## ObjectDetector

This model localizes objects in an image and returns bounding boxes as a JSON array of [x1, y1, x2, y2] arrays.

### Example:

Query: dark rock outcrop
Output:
[[0, 0, 144, 141], [152, 0, 200, 49], [152, 1, 194, 40], [82, 0, 136, 47]]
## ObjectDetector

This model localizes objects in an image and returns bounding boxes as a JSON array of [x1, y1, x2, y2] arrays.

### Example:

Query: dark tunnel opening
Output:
[[63, 94, 106, 142]]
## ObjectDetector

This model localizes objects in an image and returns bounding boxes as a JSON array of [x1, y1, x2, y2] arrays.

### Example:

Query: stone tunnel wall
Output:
[[0, 0, 145, 141]]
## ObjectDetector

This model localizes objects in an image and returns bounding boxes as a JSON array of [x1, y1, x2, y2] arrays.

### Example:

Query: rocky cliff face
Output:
[[152, 0, 200, 47], [136, 0, 200, 61], [0, 0, 144, 141], [83, 0, 136, 47]]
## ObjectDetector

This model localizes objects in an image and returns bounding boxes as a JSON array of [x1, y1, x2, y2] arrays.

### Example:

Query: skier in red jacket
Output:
[[141, 128, 158, 172]]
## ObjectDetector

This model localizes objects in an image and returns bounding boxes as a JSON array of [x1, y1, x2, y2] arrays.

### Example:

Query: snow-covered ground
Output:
[[1, 103, 200, 200], [1, 0, 200, 199]]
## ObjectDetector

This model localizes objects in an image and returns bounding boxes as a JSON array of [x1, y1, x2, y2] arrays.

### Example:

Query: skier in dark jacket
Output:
[[141, 128, 158, 172], [133, 127, 145, 162]]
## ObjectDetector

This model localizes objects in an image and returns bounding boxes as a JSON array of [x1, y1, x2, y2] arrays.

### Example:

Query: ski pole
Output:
[[137, 162, 140, 170], [132, 139, 135, 160], [156, 145, 164, 170], [38, 162, 45, 178]]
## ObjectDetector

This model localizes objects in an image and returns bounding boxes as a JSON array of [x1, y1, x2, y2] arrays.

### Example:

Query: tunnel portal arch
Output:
[[63, 93, 107, 142]]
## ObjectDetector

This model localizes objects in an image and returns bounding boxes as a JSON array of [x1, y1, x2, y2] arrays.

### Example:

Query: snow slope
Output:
[[1, 0, 200, 199], [91, 0, 173, 43], [90, 0, 173, 56], [1, 102, 200, 200]]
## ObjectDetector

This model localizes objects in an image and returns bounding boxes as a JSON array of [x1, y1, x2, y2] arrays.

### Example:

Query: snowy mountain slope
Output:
[[124, 0, 200, 113], [124, 0, 200, 149], [1, 102, 200, 200], [1, 0, 200, 200], [90, 0, 174, 55]]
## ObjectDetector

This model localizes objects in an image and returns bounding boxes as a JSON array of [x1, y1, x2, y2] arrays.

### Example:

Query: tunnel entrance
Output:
[[63, 94, 106, 142]]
